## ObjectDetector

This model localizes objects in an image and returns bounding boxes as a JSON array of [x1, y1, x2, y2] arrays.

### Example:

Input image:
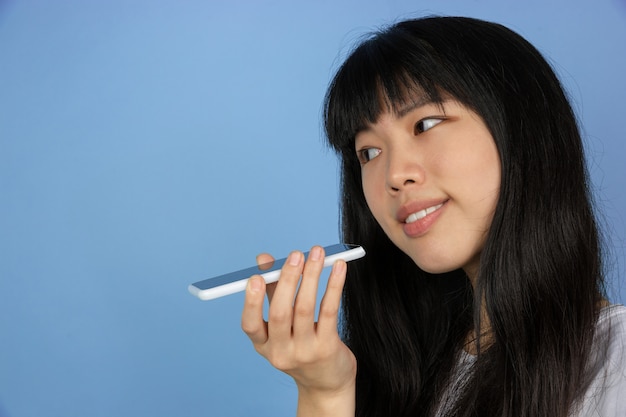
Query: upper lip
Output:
[[396, 199, 448, 223]]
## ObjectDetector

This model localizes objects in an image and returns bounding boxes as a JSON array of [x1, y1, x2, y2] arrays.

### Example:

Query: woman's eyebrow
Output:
[[355, 96, 437, 136], [394, 96, 433, 118]]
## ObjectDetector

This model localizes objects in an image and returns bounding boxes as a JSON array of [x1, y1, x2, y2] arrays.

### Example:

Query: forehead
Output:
[[325, 49, 457, 154]]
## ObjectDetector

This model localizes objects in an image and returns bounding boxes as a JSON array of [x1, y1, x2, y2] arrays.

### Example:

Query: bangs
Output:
[[324, 32, 450, 154]]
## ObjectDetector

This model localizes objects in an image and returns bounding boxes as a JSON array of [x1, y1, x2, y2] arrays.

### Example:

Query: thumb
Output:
[[256, 253, 275, 270]]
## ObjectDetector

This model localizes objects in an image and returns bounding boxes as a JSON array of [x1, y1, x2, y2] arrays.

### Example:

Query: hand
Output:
[[241, 246, 356, 414]]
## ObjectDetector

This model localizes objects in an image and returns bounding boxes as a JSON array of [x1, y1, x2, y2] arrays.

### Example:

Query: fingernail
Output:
[[248, 276, 262, 293], [288, 251, 301, 266], [333, 260, 346, 274], [309, 246, 322, 261]]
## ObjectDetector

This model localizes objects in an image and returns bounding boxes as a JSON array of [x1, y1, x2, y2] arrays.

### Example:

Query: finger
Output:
[[266, 251, 304, 342], [317, 260, 347, 338], [292, 246, 325, 338], [241, 275, 269, 346], [256, 253, 277, 302], [266, 281, 278, 303]]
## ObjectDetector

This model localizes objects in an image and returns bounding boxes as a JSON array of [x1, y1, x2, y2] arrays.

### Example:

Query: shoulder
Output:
[[572, 304, 626, 417], [596, 304, 626, 365]]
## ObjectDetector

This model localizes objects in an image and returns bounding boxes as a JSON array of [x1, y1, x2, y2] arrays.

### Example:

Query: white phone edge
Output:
[[188, 245, 365, 301]]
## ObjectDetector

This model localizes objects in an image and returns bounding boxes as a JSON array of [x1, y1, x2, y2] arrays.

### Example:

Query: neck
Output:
[[461, 262, 492, 355]]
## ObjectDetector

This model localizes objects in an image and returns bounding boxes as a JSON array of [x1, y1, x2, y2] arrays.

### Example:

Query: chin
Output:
[[411, 256, 461, 275], [418, 266, 459, 275]]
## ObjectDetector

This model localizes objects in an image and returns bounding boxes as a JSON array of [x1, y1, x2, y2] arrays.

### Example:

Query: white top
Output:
[[571, 304, 626, 416], [435, 304, 626, 416]]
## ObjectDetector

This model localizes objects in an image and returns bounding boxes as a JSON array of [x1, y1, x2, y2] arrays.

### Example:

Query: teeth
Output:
[[405, 204, 443, 224]]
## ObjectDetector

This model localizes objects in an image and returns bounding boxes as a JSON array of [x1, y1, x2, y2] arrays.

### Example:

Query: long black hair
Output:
[[323, 16, 605, 417]]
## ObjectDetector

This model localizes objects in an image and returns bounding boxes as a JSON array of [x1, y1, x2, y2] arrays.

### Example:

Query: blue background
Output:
[[1, 1, 625, 416]]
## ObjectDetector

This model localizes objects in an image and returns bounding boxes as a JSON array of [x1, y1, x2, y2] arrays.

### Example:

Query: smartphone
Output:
[[188, 243, 365, 301]]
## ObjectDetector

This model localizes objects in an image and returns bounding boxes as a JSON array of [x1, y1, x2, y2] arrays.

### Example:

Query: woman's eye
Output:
[[357, 148, 381, 164], [415, 117, 443, 134]]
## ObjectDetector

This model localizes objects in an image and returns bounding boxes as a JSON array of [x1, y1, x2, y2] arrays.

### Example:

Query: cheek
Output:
[[453, 136, 501, 202], [361, 170, 385, 220], [469, 148, 501, 230], [477, 149, 501, 205]]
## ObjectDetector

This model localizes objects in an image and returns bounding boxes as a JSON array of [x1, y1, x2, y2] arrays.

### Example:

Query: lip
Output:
[[397, 199, 448, 237]]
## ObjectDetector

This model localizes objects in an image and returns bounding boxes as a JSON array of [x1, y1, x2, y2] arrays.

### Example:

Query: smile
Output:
[[405, 203, 444, 224]]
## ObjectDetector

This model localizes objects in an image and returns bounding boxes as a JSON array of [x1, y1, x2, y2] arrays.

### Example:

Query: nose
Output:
[[386, 147, 425, 193]]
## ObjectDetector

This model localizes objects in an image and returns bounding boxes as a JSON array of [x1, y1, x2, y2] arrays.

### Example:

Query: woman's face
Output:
[[355, 99, 500, 281]]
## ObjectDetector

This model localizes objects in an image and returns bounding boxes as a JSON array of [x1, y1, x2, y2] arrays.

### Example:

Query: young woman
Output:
[[241, 16, 626, 417]]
